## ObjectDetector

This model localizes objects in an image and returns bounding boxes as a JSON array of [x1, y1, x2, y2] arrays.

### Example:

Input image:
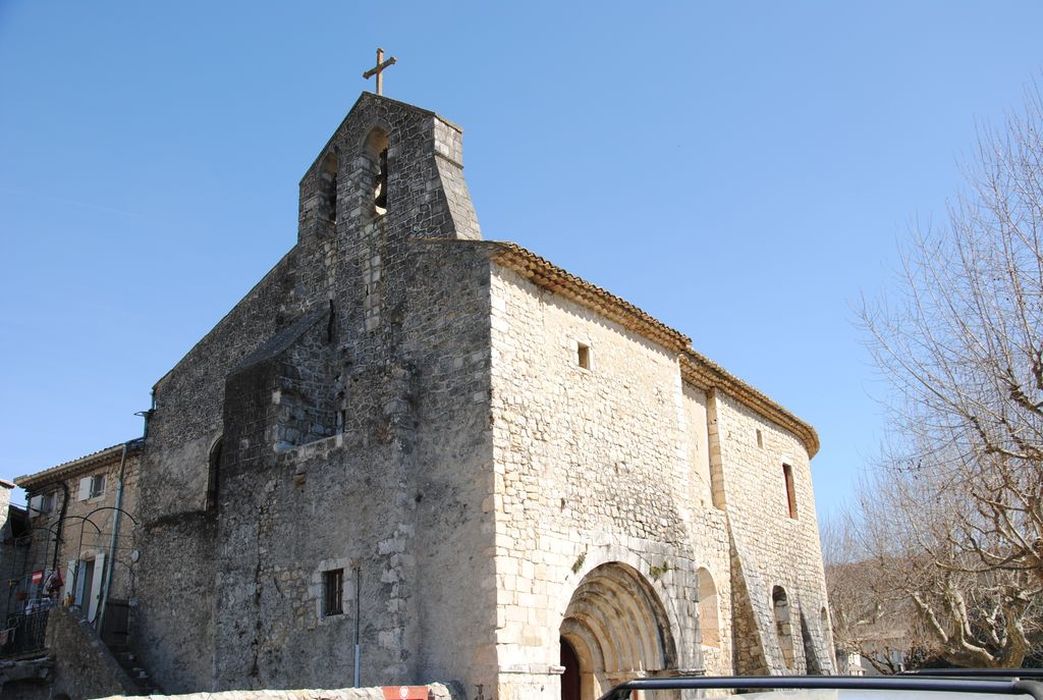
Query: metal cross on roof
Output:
[[362, 47, 397, 96]]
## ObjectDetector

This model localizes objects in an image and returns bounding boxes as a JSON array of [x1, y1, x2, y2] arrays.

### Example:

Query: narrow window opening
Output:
[[320, 152, 338, 225], [783, 463, 797, 519], [363, 128, 390, 220], [374, 147, 388, 215], [326, 299, 335, 342], [577, 343, 591, 369], [756, 429, 763, 448], [323, 568, 344, 616], [206, 437, 223, 511]]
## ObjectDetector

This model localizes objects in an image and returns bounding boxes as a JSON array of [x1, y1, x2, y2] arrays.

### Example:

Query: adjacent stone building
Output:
[[0, 479, 30, 622], [15, 442, 143, 632], [15, 92, 834, 699]]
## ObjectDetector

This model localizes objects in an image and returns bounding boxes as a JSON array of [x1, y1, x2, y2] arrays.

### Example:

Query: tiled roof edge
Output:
[[15, 439, 143, 491], [681, 351, 819, 458], [486, 241, 819, 458], [490, 242, 692, 353]]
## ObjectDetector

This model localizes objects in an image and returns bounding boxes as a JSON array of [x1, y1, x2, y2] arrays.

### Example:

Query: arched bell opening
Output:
[[360, 127, 390, 220], [558, 562, 677, 700], [318, 151, 338, 225]]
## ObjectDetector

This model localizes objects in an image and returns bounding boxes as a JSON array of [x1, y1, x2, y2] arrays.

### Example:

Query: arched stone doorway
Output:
[[559, 562, 678, 700]]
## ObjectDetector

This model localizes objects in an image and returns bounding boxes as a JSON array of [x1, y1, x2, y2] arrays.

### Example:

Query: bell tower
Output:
[[296, 92, 481, 246]]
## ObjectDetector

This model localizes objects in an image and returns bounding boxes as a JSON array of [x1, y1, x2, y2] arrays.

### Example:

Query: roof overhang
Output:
[[15, 439, 143, 492], [486, 241, 819, 458]]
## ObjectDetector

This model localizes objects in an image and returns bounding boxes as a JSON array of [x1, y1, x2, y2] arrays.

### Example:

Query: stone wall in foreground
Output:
[[96, 682, 460, 700], [45, 607, 140, 700]]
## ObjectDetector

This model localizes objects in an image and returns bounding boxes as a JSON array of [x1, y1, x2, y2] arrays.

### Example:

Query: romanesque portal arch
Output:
[[559, 563, 678, 700]]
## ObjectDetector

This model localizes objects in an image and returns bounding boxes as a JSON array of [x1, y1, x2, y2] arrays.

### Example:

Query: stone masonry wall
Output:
[[136, 247, 299, 691], [680, 388, 732, 675], [397, 240, 496, 693], [488, 265, 735, 699], [711, 393, 834, 674], [135, 93, 489, 694], [45, 607, 139, 700], [207, 239, 495, 692]]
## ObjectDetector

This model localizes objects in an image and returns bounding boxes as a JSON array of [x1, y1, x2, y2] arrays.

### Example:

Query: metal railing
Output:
[[0, 607, 50, 659]]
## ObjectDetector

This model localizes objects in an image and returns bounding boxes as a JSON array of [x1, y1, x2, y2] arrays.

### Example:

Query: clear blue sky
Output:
[[2, 1, 1041, 520]]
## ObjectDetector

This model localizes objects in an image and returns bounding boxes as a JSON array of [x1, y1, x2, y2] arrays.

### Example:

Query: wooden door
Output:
[[560, 637, 581, 700]]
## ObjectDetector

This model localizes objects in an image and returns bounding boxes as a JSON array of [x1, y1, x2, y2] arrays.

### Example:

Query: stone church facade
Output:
[[17, 93, 834, 699]]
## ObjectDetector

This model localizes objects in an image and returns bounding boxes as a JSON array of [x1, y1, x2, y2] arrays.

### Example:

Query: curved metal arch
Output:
[[63, 515, 103, 533], [18, 523, 72, 572], [74, 513, 109, 564], [20, 523, 62, 540], [15, 523, 64, 556], [82, 505, 139, 527]]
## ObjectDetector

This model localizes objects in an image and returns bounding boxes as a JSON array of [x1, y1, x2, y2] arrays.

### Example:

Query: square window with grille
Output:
[[323, 569, 344, 616]]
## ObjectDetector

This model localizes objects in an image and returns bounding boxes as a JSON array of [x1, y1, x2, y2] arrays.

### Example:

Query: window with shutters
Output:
[[80, 473, 106, 500], [89, 474, 106, 498], [29, 492, 55, 516]]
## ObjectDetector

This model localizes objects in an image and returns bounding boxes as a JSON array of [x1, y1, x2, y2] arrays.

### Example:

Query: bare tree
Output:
[[824, 511, 939, 673], [861, 86, 1043, 578], [856, 90, 1043, 665], [853, 462, 1042, 668]]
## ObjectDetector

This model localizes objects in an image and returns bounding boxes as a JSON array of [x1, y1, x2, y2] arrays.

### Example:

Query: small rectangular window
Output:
[[577, 343, 591, 369], [783, 464, 797, 519], [756, 429, 763, 448], [89, 474, 106, 499], [323, 569, 344, 616]]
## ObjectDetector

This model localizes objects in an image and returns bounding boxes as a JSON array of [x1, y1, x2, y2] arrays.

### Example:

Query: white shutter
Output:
[[78, 477, 91, 501], [76, 561, 87, 605], [87, 552, 105, 622], [64, 560, 77, 599]]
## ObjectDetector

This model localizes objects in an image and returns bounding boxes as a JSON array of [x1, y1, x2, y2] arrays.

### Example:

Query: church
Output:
[[15, 86, 834, 699]]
